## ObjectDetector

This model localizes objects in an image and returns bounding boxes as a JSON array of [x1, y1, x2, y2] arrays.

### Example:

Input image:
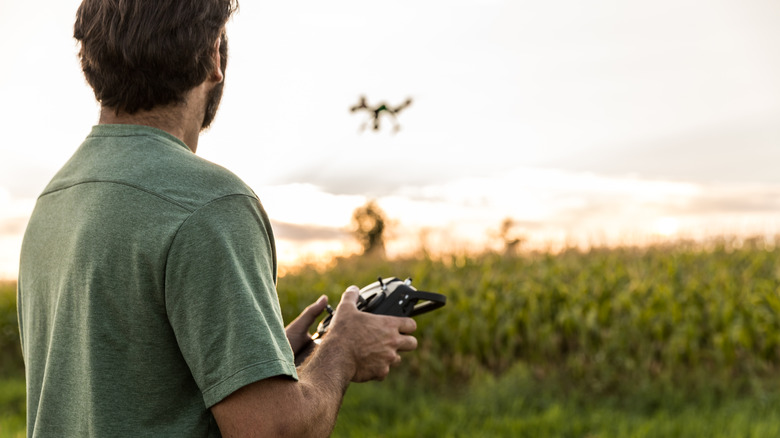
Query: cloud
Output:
[[668, 184, 780, 215], [272, 162, 475, 198], [0, 190, 35, 238], [0, 162, 55, 198], [0, 217, 28, 237], [270, 220, 349, 242], [548, 113, 780, 184]]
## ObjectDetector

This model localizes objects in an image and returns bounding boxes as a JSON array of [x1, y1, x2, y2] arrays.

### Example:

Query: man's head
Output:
[[74, 0, 238, 128]]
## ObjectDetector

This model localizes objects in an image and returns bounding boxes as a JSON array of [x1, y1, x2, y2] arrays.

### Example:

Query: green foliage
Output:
[[278, 238, 780, 396], [0, 378, 26, 438], [333, 363, 780, 437], [0, 282, 24, 379]]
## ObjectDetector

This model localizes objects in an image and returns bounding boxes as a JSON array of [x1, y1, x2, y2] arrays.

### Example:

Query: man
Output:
[[17, 1, 417, 436]]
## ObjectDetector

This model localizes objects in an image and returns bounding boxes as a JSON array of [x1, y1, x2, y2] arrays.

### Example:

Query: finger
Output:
[[396, 334, 418, 352], [396, 317, 417, 334], [337, 285, 361, 310]]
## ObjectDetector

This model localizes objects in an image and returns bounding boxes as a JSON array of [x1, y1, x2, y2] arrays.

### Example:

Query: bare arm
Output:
[[211, 286, 418, 437]]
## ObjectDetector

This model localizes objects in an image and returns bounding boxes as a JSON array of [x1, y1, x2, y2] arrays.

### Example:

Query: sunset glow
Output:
[[1, 0, 779, 278]]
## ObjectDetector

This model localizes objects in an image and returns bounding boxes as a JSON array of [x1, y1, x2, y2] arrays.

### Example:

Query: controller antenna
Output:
[[378, 277, 386, 291]]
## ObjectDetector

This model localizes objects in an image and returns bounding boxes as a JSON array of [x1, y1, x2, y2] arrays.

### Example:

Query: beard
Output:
[[201, 80, 224, 130], [201, 33, 228, 131]]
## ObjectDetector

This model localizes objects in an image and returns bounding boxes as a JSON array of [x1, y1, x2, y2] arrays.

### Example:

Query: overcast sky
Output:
[[1, 0, 779, 278]]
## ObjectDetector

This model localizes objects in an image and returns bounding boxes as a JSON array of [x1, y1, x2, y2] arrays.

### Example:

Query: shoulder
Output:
[[47, 124, 259, 213], [175, 151, 258, 209]]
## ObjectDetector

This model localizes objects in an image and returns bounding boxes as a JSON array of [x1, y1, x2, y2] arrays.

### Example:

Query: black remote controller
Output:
[[312, 277, 446, 341]]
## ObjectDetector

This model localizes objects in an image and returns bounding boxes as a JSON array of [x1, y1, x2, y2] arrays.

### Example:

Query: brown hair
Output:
[[74, 0, 239, 114]]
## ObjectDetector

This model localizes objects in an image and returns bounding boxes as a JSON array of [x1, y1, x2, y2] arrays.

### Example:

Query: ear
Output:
[[211, 36, 224, 84]]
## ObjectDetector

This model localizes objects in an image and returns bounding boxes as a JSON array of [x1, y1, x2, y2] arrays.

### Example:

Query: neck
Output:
[[98, 96, 205, 153]]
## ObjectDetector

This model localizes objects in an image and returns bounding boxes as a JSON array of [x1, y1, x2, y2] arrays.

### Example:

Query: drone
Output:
[[350, 95, 413, 133]]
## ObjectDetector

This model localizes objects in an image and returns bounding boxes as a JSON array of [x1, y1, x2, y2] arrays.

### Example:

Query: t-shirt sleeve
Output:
[[164, 194, 297, 408]]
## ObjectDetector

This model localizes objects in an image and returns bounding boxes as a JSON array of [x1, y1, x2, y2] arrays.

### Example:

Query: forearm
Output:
[[293, 339, 316, 366], [291, 340, 356, 436], [212, 339, 354, 438]]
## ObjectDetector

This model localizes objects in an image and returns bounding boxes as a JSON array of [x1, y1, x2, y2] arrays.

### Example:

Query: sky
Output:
[[1, 0, 779, 278]]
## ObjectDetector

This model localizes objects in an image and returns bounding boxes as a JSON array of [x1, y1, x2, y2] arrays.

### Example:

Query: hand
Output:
[[285, 295, 328, 356], [324, 286, 418, 382]]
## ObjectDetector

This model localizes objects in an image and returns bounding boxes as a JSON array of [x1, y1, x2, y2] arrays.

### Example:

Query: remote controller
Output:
[[312, 277, 446, 341]]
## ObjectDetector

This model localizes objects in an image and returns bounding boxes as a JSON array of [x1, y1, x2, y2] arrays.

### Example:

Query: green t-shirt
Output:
[[18, 124, 297, 436]]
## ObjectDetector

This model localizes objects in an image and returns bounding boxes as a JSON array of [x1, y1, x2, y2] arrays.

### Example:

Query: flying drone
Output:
[[350, 95, 413, 133]]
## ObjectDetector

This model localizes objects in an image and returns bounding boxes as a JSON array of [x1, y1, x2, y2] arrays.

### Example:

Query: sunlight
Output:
[[654, 217, 680, 237]]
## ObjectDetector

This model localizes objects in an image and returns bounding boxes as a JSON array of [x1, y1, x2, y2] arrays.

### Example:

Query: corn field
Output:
[[278, 237, 780, 395]]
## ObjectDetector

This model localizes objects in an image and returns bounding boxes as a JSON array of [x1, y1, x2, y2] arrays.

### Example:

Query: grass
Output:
[[334, 364, 780, 437], [0, 282, 25, 438], [0, 281, 23, 380], [0, 378, 25, 438]]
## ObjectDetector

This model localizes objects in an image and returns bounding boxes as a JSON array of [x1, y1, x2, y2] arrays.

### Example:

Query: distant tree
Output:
[[351, 200, 387, 257], [497, 217, 525, 256]]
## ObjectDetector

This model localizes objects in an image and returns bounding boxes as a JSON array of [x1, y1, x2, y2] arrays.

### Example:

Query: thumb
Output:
[[289, 295, 328, 331], [304, 295, 329, 322], [337, 285, 361, 310], [304, 295, 328, 318]]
